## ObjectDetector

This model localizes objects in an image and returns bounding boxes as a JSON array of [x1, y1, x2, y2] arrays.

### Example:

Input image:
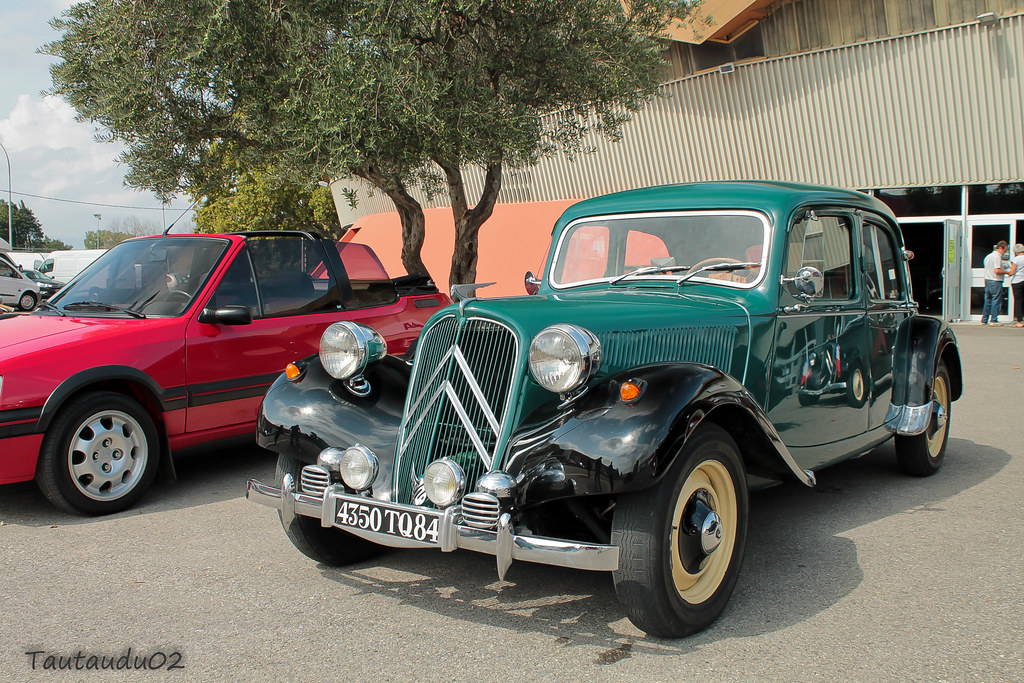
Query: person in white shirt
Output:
[[1010, 243, 1024, 327], [981, 241, 1010, 325]]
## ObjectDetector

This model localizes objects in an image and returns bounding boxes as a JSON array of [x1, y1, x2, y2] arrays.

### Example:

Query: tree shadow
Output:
[[0, 443, 277, 527], [313, 437, 1008, 660]]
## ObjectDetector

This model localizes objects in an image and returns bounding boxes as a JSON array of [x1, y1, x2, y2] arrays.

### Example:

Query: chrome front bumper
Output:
[[246, 475, 619, 579]]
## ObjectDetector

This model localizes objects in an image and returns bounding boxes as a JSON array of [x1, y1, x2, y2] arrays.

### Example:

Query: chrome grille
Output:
[[395, 315, 518, 504], [300, 465, 331, 498], [461, 493, 501, 530]]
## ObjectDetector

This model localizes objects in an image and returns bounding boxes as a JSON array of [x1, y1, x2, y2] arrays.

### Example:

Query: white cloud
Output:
[[1, 95, 191, 248]]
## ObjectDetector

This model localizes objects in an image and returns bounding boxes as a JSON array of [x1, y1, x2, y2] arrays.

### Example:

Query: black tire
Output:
[[36, 392, 160, 515], [18, 291, 38, 311], [275, 453, 385, 566], [611, 423, 749, 638], [895, 361, 951, 477]]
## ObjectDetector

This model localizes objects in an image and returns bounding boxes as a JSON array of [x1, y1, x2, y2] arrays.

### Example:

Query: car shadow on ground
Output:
[[0, 442, 277, 526], [314, 437, 1008, 661]]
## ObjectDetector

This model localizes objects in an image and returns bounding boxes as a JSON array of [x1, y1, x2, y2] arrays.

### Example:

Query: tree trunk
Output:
[[436, 160, 503, 286], [354, 167, 430, 280]]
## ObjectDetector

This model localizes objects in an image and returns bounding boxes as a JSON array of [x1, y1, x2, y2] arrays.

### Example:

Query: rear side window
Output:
[[862, 221, 903, 301], [333, 242, 398, 309]]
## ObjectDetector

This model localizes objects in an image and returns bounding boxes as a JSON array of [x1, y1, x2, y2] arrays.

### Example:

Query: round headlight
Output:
[[423, 458, 466, 509], [528, 324, 601, 393], [339, 445, 378, 491], [319, 321, 387, 380]]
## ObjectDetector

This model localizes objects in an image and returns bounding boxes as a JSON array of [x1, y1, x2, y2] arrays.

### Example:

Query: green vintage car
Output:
[[248, 181, 962, 638]]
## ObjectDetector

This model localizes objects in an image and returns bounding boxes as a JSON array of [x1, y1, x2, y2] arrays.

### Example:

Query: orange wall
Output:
[[346, 199, 580, 298]]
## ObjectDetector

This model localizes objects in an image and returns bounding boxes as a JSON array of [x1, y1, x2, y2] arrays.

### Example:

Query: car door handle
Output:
[[783, 304, 807, 314]]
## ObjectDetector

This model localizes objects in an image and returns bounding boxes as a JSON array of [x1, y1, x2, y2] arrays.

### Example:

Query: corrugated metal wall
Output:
[[333, 12, 1024, 221]]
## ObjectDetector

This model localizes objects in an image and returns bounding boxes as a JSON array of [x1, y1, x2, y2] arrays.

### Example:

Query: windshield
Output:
[[549, 211, 769, 289], [48, 237, 229, 317]]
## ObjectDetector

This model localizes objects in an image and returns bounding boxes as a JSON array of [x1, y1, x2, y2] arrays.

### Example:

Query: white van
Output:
[[0, 252, 41, 310], [40, 249, 107, 283], [6, 251, 49, 272]]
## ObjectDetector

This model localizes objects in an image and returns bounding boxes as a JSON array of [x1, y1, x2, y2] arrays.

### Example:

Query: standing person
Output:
[[981, 240, 1010, 325], [1011, 243, 1024, 327]]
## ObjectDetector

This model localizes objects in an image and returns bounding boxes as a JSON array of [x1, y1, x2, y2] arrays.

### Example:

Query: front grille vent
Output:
[[300, 465, 331, 498], [395, 315, 518, 503], [461, 492, 501, 530]]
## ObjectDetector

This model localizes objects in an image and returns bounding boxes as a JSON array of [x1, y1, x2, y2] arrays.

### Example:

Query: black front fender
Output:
[[505, 363, 812, 509], [257, 355, 410, 492]]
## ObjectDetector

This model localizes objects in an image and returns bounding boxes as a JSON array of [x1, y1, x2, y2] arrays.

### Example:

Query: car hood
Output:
[[0, 314, 163, 361], [439, 289, 755, 379]]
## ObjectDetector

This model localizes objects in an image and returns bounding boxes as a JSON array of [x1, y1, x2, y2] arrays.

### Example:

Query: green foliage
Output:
[[193, 158, 340, 237], [44, 0, 688, 282], [85, 229, 133, 249], [0, 199, 72, 251]]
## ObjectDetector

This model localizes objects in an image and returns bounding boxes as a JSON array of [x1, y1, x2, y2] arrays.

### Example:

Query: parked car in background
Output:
[[248, 181, 962, 638], [0, 231, 448, 514], [20, 268, 65, 299], [0, 252, 40, 310], [39, 248, 107, 283]]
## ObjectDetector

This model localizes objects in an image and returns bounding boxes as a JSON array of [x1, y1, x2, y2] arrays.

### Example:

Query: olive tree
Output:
[[46, 0, 692, 284]]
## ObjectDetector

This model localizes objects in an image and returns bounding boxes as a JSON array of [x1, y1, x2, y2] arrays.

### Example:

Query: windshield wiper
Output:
[[35, 300, 65, 316], [675, 261, 761, 284], [62, 301, 146, 318], [610, 264, 692, 285]]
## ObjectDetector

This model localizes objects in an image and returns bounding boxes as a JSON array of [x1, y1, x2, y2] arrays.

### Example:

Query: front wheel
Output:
[[18, 291, 38, 311], [895, 361, 951, 476], [36, 392, 160, 514], [611, 423, 749, 638], [275, 453, 385, 566]]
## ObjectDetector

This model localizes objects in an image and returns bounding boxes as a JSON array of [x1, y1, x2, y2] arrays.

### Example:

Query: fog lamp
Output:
[[339, 445, 378, 491], [423, 458, 466, 509]]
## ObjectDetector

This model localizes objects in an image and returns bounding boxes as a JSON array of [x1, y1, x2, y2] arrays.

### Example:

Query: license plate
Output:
[[335, 498, 441, 545]]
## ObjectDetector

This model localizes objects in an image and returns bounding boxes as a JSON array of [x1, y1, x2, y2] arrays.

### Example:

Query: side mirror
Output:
[[524, 271, 541, 295], [782, 266, 824, 300], [902, 248, 914, 261], [198, 304, 253, 325]]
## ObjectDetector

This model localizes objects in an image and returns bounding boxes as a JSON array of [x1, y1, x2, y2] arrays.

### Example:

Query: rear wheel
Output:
[[611, 424, 748, 638], [276, 453, 385, 566], [36, 392, 159, 514], [895, 361, 951, 476]]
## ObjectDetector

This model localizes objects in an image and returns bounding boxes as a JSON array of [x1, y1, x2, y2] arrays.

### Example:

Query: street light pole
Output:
[[93, 213, 102, 247], [0, 141, 12, 249]]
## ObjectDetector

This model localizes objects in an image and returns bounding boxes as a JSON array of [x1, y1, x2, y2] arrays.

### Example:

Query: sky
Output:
[[0, 0, 194, 250]]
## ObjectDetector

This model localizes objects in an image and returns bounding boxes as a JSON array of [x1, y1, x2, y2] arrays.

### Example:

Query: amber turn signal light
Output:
[[285, 362, 303, 381], [619, 379, 645, 403]]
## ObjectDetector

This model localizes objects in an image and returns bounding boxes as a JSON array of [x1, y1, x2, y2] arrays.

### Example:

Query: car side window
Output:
[[862, 220, 903, 301], [334, 243, 399, 309], [209, 250, 259, 316], [0, 260, 15, 278], [785, 212, 854, 300], [624, 230, 671, 271], [247, 236, 342, 317]]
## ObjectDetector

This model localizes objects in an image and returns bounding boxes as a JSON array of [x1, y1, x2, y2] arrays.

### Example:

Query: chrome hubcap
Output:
[[68, 410, 148, 501]]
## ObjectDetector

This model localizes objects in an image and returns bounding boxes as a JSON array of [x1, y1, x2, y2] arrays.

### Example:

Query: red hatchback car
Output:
[[0, 231, 446, 514]]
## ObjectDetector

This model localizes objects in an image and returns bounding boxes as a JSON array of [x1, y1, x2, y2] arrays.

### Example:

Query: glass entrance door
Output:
[[968, 220, 1013, 321]]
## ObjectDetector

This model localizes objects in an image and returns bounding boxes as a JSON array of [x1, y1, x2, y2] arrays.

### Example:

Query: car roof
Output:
[[555, 180, 896, 228]]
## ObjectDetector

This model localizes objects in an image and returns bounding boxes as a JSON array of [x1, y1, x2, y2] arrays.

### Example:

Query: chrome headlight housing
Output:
[[319, 321, 387, 380], [423, 458, 466, 509], [528, 324, 602, 393], [338, 445, 378, 491]]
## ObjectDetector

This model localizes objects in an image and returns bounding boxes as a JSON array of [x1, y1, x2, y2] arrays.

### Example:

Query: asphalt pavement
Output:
[[0, 322, 1021, 681]]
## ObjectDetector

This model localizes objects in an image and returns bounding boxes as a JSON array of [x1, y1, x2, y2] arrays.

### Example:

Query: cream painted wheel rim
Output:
[[669, 459, 737, 604], [850, 368, 865, 402], [926, 374, 949, 458]]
